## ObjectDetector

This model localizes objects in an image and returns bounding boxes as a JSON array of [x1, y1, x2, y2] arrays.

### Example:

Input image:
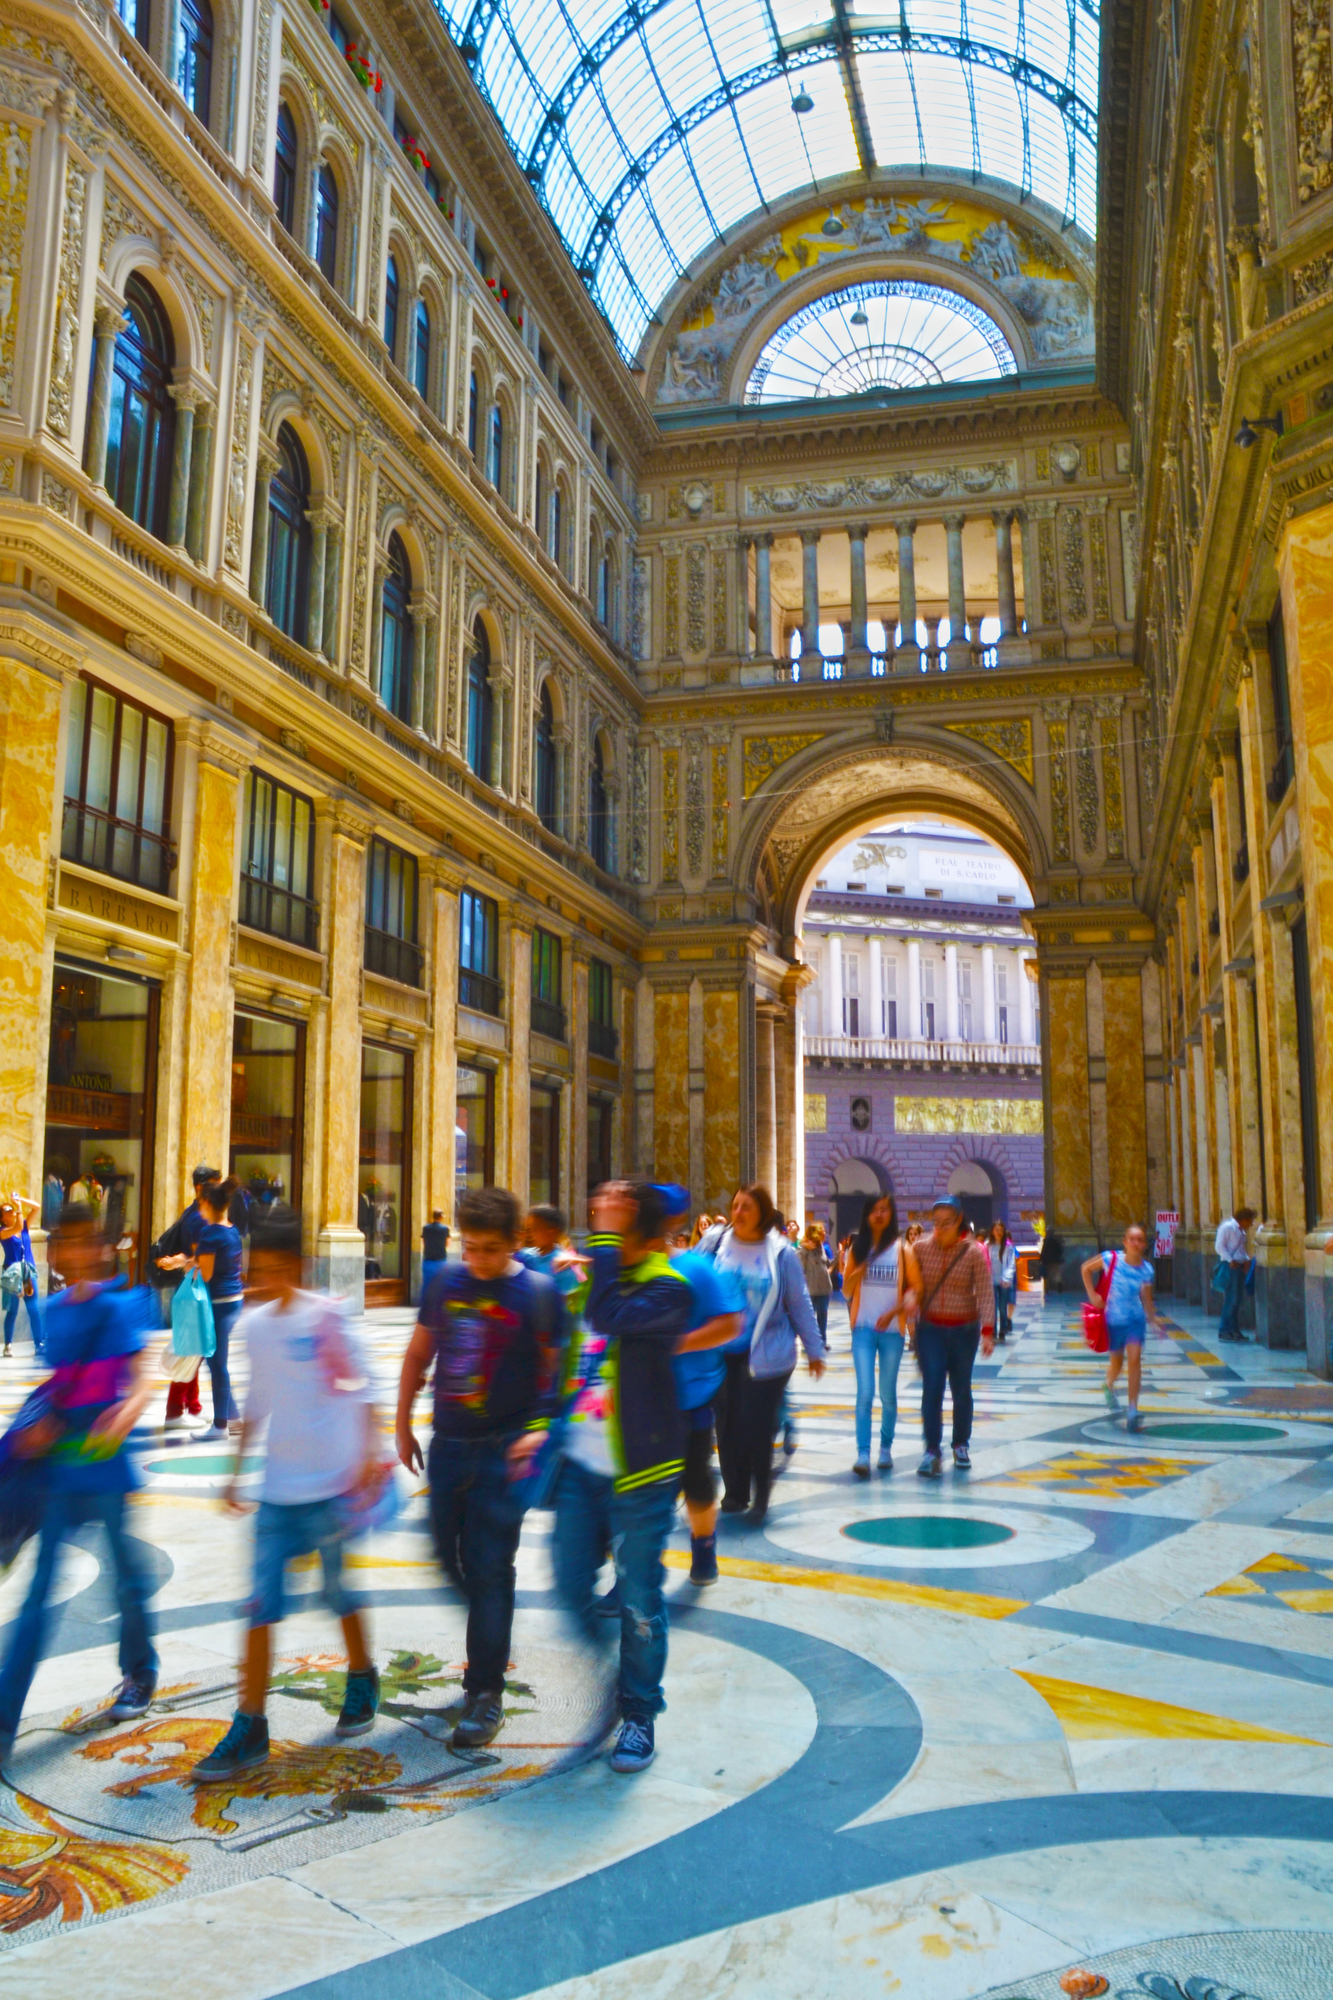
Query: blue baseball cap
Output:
[[652, 1183, 692, 1219]]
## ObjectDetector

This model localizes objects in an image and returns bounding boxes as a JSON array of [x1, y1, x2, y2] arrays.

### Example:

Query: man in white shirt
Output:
[[1215, 1207, 1255, 1343]]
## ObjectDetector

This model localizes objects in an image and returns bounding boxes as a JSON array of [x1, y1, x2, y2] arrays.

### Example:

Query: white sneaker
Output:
[[877, 1449, 894, 1473], [162, 1416, 187, 1433], [853, 1456, 871, 1479], [199, 1424, 230, 1443]]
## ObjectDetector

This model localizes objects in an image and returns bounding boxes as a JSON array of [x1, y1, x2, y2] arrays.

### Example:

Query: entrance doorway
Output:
[[948, 1160, 1000, 1235], [830, 1156, 886, 1245]]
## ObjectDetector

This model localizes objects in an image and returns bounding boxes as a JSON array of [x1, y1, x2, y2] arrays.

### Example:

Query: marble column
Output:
[[322, 521, 343, 666], [84, 304, 127, 490], [994, 509, 1018, 637], [249, 445, 279, 607], [427, 875, 459, 1224], [166, 385, 200, 552], [1102, 963, 1149, 1232], [943, 942, 959, 1041], [509, 920, 531, 1203], [944, 512, 968, 668], [895, 520, 917, 668], [489, 675, 507, 790], [907, 937, 921, 1041], [179, 735, 244, 1209], [848, 522, 869, 663], [305, 506, 331, 657], [1045, 966, 1095, 1246], [869, 935, 883, 1042], [315, 802, 369, 1304], [368, 558, 388, 695], [826, 932, 843, 1037], [409, 604, 429, 732], [1018, 955, 1035, 1045], [981, 943, 997, 1043], [0, 662, 65, 1196], [184, 403, 214, 564], [800, 529, 821, 662], [754, 533, 773, 658], [755, 1003, 778, 1194]]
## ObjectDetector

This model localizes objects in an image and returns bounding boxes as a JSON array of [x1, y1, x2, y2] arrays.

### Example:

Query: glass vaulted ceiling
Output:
[[436, 0, 1100, 360]]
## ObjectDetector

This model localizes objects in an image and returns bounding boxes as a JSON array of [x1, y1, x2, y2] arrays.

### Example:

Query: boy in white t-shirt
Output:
[[191, 1206, 380, 1782]]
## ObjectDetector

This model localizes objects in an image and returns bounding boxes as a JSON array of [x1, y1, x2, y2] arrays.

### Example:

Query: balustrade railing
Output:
[[804, 1034, 1040, 1066]]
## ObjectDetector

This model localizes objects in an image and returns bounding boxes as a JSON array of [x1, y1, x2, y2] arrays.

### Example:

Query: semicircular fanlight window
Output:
[[745, 280, 1018, 405]]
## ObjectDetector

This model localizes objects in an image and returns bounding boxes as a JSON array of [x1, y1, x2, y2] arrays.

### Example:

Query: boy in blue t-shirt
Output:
[[1081, 1222, 1164, 1432], [656, 1185, 743, 1586]]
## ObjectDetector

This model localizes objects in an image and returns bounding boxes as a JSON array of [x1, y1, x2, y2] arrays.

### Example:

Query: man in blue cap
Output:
[[654, 1185, 742, 1584]]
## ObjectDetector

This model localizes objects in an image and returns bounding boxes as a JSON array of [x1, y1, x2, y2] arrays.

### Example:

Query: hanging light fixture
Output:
[[822, 207, 844, 236], [850, 304, 869, 325], [791, 88, 814, 113]]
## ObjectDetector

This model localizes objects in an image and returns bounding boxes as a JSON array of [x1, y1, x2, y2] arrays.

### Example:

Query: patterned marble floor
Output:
[[2, 1288, 1333, 1998]]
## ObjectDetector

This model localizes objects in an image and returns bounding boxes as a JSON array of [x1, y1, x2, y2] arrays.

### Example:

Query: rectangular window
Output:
[[920, 960, 935, 999], [588, 957, 617, 1058], [998, 1005, 1009, 1045], [326, 6, 350, 52], [531, 928, 566, 1040], [459, 889, 501, 1015], [842, 995, 859, 1036], [885, 997, 898, 1038], [62, 675, 174, 894], [922, 1000, 936, 1039], [393, 112, 410, 148], [587, 1096, 613, 1193], [360, 1042, 412, 1301], [455, 1063, 495, 1203], [530, 1084, 560, 1208], [959, 962, 972, 1041], [240, 770, 317, 949], [423, 167, 440, 203], [1268, 602, 1295, 802], [231, 1010, 305, 1216], [364, 837, 421, 987]]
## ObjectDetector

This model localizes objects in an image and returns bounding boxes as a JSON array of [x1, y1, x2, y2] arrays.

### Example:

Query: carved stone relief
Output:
[[630, 741, 649, 882], [0, 115, 30, 406], [711, 737, 729, 875], [661, 739, 680, 880], [1099, 703, 1125, 857], [1061, 508, 1088, 624], [223, 334, 255, 573], [746, 463, 1017, 515], [1045, 706, 1071, 859], [664, 551, 680, 656], [942, 719, 1034, 786], [46, 156, 85, 434], [1293, 0, 1333, 200], [686, 544, 706, 654], [1075, 706, 1099, 854], [685, 733, 705, 877]]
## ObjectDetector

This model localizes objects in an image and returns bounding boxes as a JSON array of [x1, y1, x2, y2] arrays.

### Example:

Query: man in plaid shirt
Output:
[[902, 1196, 995, 1477]]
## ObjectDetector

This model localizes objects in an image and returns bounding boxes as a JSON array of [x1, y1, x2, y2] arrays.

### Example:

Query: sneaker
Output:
[[1126, 1408, 1145, 1433], [191, 1711, 270, 1782], [199, 1424, 230, 1443], [689, 1533, 718, 1585], [853, 1456, 871, 1479], [917, 1451, 943, 1479], [449, 1688, 504, 1751], [162, 1416, 187, 1433], [1103, 1385, 1120, 1413], [746, 1494, 770, 1527], [335, 1666, 380, 1738], [953, 1443, 971, 1470], [877, 1448, 894, 1473], [609, 1716, 655, 1773], [107, 1670, 158, 1722], [719, 1495, 748, 1515]]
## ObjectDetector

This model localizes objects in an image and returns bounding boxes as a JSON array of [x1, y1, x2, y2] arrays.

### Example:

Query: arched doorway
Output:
[[829, 1156, 887, 1246], [948, 1160, 1005, 1235]]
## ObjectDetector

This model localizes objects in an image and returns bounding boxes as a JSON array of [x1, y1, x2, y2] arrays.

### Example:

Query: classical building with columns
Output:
[[2, 0, 1332, 1359]]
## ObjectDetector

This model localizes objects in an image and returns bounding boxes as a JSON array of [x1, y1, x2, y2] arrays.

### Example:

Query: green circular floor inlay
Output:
[[1135, 1420, 1288, 1444], [842, 1515, 1015, 1549], [145, 1454, 264, 1476]]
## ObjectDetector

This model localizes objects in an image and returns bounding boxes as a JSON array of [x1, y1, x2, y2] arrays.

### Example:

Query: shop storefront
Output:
[[359, 1042, 412, 1306], [230, 1010, 305, 1218], [45, 957, 160, 1279], [455, 1064, 495, 1208], [530, 1082, 560, 1209], [588, 1096, 613, 1198]]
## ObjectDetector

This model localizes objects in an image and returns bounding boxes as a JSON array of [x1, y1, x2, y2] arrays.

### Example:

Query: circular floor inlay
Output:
[[1143, 1420, 1288, 1443], [843, 1515, 1015, 1550], [144, 1453, 264, 1476]]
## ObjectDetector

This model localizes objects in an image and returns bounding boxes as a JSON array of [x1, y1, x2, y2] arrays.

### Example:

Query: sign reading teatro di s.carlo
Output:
[[918, 849, 1015, 888]]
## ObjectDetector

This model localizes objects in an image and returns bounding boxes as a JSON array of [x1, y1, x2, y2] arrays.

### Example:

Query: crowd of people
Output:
[[5, 1176, 1166, 1783]]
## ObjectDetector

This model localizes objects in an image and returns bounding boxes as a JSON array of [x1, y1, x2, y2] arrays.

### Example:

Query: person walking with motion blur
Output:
[[153, 1164, 221, 1428], [987, 1220, 1017, 1342], [162, 1177, 243, 1440], [0, 1204, 158, 1770], [797, 1222, 833, 1351], [421, 1211, 450, 1294], [904, 1196, 995, 1477], [843, 1193, 913, 1478], [191, 1206, 382, 1782], [657, 1184, 742, 1585], [1, 1195, 42, 1358], [1081, 1223, 1165, 1433]]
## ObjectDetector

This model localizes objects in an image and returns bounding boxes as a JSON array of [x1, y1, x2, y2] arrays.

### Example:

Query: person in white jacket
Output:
[[986, 1222, 1018, 1342]]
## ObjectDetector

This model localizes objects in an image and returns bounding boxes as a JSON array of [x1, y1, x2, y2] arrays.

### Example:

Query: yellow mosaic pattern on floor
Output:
[[1014, 1672, 1330, 1745], [982, 1451, 1206, 1497], [660, 1549, 1026, 1620]]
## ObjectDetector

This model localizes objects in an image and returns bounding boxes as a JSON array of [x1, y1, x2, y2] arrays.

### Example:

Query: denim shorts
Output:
[[248, 1498, 354, 1628], [1106, 1318, 1145, 1352]]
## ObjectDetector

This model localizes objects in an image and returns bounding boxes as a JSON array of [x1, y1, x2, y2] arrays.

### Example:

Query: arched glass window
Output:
[[466, 616, 493, 782], [589, 735, 609, 871], [413, 298, 430, 396], [380, 532, 414, 725], [100, 273, 175, 541], [534, 462, 545, 537], [534, 681, 556, 832], [489, 404, 503, 489], [117, 0, 150, 50], [550, 485, 562, 567], [597, 549, 610, 626], [314, 164, 338, 284], [383, 255, 399, 359], [274, 101, 298, 235], [265, 423, 311, 645], [468, 371, 478, 456], [176, 0, 212, 124]]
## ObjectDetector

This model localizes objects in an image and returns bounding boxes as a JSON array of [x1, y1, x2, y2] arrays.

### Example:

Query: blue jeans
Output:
[[1218, 1262, 1244, 1338], [852, 1323, 904, 1458], [428, 1433, 528, 1695], [811, 1295, 829, 1342], [0, 1485, 158, 1736], [248, 1498, 353, 1627], [917, 1318, 981, 1455], [208, 1296, 242, 1426], [421, 1258, 448, 1300], [2, 1287, 42, 1353], [551, 1455, 677, 1722]]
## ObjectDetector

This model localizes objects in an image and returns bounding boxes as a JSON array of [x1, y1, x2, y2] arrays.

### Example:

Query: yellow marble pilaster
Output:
[[1102, 967, 1148, 1229], [703, 985, 741, 1209], [571, 954, 589, 1211], [427, 875, 459, 1224], [1045, 969, 1093, 1234], [1237, 671, 1288, 1238], [1191, 837, 1220, 1230], [653, 987, 690, 1188], [0, 660, 64, 1195], [315, 803, 368, 1295], [508, 919, 532, 1204], [179, 744, 243, 1210]]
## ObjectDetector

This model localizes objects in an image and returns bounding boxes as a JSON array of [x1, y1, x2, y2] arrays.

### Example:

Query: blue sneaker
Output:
[[191, 1711, 270, 1783], [917, 1451, 943, 1479], [1126, 1408, 1145, 1433], [336, 1666, 380, 1738], [609, 1717, 655, 1773]]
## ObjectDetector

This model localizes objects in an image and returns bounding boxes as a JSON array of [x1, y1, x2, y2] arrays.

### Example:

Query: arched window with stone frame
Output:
[[379, 531, 415, 726], [589, 731, 611, 872], [534, 678, 558, 833], [273, 99, 299, 235], [466, 615, 494, 783], [313, 159, 340, 287], [265, 422, 312, 645], [96, 271, 176, 543]]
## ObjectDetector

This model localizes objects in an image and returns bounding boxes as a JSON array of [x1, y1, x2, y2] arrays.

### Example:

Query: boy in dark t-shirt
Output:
[[396, 1185, 564, 1751]]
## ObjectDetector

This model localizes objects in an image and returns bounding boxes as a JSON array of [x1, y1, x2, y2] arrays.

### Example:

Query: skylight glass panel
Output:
[[902, 0, 966, 38], [706, 0, 779, 73], [595, 38, 674, 158], [857, 53, 927, 165], [682, 114, 761, 229], [1025, 91, 1074, 214], [562, 89, 632, 201], [545, 146, 599, 245], [503, 0, 582, 99], [746, 280, 1015, 402], [642, 7, 721, 115], [966, 68, 1028, 188], [611, 192, 680, 295], [642, 149, 716, 267], [768, 0, 836, 35], [481, 25, 548, 153]]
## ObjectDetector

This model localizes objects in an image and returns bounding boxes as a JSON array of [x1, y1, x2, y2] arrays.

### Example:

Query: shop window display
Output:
[[44, 960, 159, 1279], [230, 1011, 305, 1220], [455, 1064, 495, 1206], [359, 1043, 411, 1302], [530, 1084, 559, 1207]]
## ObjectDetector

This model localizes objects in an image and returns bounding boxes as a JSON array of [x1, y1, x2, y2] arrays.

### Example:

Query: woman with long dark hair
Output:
[[987, 1219, 1017, 1341], [843, 1192, 911, 1478]]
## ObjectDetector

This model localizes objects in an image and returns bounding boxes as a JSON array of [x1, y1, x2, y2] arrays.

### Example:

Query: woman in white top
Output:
[[842, 1194, 912, 1478], [986, 1221, 1018, 1342]]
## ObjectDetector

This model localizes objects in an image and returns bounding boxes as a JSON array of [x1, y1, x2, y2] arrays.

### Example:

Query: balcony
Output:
[[804, 1034, 1040, 1070], [589, 1019, 620, 1060], [61, 800, 175, 896], [364, 926, 423, 989], [460, 967, 503, 1017], [240, 873, 319, 952], [531, 995, 567, 1042]]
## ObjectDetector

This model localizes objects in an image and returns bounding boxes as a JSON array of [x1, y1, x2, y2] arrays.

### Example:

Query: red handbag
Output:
[[1082, 1251, 1116, 1353]]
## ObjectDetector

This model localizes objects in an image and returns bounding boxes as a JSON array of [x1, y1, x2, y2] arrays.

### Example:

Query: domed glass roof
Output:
[[436, 0, 1099, 357], [745, 278, 1017, 401]]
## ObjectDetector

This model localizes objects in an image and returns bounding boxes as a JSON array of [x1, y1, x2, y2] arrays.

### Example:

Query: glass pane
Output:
[[46, 962, 153, 1278], [291, 795, 311, 901], [272, 784, 293, 888], [114, 703, 142, 823], [85, 687, 115, 814], [231, 1011, 301, 1212], [64, 679, 87, 801], [141, 717, 167, 834], [359, 1044, 409, 1283], [454, 1063, 494, 1205], [529, 1087, 559, 1207]]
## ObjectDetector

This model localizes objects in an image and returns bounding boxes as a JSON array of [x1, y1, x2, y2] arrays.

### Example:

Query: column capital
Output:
[[799, 527, 821, 546], [942, 511, 966, 532], [306, 503, 338, 533], [847, 521, 870, 541], [896, 516, 917, 536], [315, 797, 374, 842], [93, 300, 128, 340], [991, 506, 1016, 529]]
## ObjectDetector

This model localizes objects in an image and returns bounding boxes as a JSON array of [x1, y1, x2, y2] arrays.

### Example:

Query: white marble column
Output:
[[754, 533, 773, 658], [981, 944, 997, 1043], [869, 935, 883, 1041], [248, 443, 280, 607], [826, 932, 843, 1037], [848, 522, 869, 663], [895, 520, 917, 667], [994, 509, 1018, 637], [800, 529, 821, 662], [907, 938, 921, 1041], [755, 1004, 778, 1193], [1018, 954, 1035, 1045], [944, 941, 959, 1041], [84, 304, 128, 490]]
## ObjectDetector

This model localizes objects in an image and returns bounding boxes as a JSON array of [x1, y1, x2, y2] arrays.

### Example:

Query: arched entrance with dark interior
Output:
[[947, 1159, 1008, 1235], [829, 1156, 890, 1246]]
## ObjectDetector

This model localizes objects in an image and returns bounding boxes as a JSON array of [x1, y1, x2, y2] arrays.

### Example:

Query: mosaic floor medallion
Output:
[[0, 1637, 607, 1943], [843, 1514, 1015, 1550]]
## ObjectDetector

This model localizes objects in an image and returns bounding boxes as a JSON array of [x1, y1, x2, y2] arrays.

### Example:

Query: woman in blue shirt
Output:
[[1, 1195, 42, 1357], [192, 1176, 244, 1439], [1081, 1222, 1164, 1433]]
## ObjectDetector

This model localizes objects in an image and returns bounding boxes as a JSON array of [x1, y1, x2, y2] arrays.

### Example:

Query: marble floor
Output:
[[3, 1289, 1333, 1998]]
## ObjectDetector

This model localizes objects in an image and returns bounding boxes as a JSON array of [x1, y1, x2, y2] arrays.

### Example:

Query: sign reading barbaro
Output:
[[57, 868, 179, 943]]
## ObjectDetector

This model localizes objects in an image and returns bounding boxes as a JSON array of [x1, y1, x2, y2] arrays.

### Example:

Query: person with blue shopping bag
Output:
[[192, 1204, 385, 1782], [160, 1176, 243, 1439], [1, 1195, 43, 1358], [0, 1203, 159, 1772]]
